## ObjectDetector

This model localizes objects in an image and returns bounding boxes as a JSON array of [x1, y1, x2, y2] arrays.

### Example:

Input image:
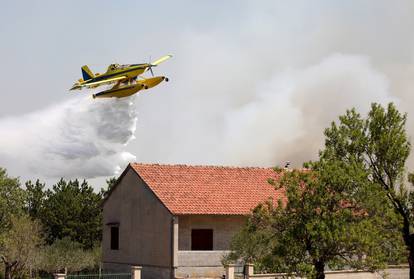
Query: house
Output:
[[102, 163, 285, 279]]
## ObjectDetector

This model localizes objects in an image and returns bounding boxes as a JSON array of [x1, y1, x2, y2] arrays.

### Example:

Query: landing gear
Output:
[[165, 77, 169, 82]]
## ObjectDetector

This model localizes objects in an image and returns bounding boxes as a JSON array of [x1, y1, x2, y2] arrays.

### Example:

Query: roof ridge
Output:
[[130, 162, 274, 170]]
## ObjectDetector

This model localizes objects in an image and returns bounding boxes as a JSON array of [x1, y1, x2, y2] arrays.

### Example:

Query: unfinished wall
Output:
[[178, 215, 246, 250], [102, 167, 174, 279], [176, 215, 246, 278]]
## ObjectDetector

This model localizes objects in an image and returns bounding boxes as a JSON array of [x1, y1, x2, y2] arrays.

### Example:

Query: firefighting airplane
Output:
[[70, 55, 172, 99]]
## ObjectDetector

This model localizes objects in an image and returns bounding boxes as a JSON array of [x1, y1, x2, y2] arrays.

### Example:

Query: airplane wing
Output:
[[84, 76, 128, 88], [151, 55, 173, 66]]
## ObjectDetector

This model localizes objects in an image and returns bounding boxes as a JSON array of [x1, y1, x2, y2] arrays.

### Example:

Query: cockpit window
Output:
[[108, 64, 120, 71]]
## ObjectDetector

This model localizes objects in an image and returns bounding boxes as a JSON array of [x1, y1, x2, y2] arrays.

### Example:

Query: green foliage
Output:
[[0, 214, 43, 279], [0, 169, 25, 233], [229, 103, 408, 279], [100, 177, 117, 198], [39, 237, 98, 273], [0, 168, 104, 278], [323, 103, 414, 268], [323, 103, 410, 196], [25, 180, 46, 219], [409, 173, 414, 185], [40, 179, 103, 249], [229, 165, 404, 278]]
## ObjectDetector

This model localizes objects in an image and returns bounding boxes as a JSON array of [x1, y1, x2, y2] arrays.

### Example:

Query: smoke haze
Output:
[[129, 1, 414, 171], [221, 54, 396, 166], [134, 53, 400, 167], [1, 1, 414, 183]]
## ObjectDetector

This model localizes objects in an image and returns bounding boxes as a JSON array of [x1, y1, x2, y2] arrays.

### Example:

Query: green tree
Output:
[[228, 163, 403, 279], [322, 103, 414, 277], [100, 177, 117, 198], [0, 168, 25, 232], [40, 179, 103, 249], [25, 180, 46, 219], [39, 237, 97, 274], [0, 215, 43, 279]]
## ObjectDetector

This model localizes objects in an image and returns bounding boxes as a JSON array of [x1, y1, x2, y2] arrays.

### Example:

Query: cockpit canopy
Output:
[[107, 63, 132, 72], [107, 64, 120, 72]]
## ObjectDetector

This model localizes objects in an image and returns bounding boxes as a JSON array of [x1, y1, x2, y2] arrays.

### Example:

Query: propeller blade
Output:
[[151, 55, 173, 66]]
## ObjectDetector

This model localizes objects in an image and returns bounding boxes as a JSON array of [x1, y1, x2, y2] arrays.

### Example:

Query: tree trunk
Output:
[[402, 220, 414, 279], [314, 260, 325, 279], [5, 263, 12, 279], [409, 242, 414, 279]]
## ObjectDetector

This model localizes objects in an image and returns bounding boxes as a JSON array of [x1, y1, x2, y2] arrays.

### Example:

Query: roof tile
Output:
[[130, 163, 285, 215]]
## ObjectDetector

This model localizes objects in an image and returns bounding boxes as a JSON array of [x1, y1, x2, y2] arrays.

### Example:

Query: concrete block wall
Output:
[[176, 251, 229, 278], [238, 264, 409, 279], [178, 215, 246, 251], [103, 262, 172, 279], [378, 267, 409, 279], [176, 215, 245, 278]]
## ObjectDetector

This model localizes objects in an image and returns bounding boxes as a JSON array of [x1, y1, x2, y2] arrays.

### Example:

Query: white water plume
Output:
[[0, 96, 137, 179]]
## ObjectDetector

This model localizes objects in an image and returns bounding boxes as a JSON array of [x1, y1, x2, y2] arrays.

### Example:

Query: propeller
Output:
[[147, 56, 155, 77], [148, 65, 155, 77], [146, 55, 172, 77]]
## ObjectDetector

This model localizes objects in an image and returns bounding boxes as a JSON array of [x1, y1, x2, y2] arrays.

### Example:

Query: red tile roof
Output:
[[130, 163, 285, 215]]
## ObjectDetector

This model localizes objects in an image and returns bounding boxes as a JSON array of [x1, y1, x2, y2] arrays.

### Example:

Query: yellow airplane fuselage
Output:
[[70, 55, 172, 97], [93, 76, 167, 99], [77, 64, 148, 89]]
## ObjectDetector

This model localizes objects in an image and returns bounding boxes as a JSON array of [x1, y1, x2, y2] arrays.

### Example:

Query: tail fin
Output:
[[81, 65, 95, 81]]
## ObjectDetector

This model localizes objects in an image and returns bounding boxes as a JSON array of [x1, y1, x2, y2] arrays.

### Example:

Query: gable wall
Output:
[[102, 168, 173, 279]]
